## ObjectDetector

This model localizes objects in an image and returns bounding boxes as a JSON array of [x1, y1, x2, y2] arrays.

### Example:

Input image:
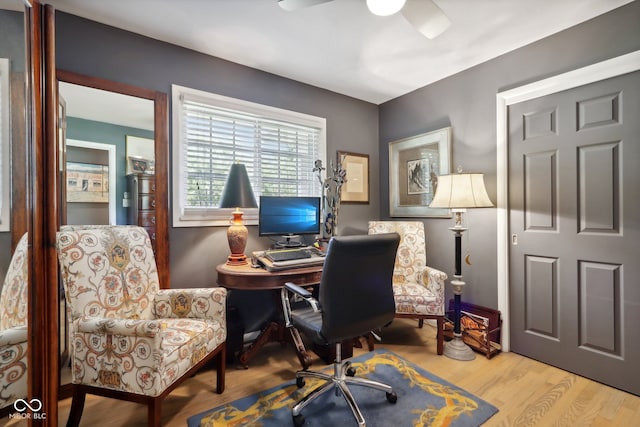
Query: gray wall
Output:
[[378, 1, 640, 308], [55, 12, 380, 288]]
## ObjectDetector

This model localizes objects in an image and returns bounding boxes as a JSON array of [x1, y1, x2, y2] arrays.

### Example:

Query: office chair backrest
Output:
[[319, 233, 400, 343]]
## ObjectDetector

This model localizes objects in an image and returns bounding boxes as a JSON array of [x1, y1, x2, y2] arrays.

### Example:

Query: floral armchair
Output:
[[0, 233, 28, 417], [368, 221, 447, 355], [56, 226, 226, 427]]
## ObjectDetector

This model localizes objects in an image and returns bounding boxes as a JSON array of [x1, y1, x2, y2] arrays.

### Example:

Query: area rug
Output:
[[187, 349, 498, 427]]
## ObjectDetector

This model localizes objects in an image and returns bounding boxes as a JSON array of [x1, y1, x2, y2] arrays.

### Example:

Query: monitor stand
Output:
[[275, 235, 303, 248]]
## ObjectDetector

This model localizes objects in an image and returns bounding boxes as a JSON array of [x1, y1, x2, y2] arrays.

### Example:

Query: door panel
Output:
[[508, 71, 640, 396]]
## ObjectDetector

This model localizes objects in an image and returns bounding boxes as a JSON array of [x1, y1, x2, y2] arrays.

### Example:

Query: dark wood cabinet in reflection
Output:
[[127, 174, 157, 251]]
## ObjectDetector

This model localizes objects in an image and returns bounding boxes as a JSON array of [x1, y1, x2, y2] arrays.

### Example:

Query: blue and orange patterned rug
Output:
[[188, 349, 498, 427]]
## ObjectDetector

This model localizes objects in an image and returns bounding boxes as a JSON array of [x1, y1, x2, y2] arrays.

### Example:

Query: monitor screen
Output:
[[258, 196, 321, 237]]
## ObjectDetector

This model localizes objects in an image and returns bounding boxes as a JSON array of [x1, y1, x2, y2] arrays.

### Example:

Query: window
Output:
[[172, 85, 326, 227], [0, 58, 10, 231]]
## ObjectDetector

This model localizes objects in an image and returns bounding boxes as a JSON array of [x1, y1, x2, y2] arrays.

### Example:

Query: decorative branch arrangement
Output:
[[313, 157, 346, 239]]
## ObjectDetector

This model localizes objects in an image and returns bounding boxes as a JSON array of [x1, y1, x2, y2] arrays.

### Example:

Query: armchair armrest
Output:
[[418, 265, 448, 307], [0, 325, 28, 346], [76, 317, 162, 338], [153, 287, 227, 320]]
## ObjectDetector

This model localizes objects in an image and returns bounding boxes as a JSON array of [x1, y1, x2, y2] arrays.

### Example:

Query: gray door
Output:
[[508, 70, 640, 396]]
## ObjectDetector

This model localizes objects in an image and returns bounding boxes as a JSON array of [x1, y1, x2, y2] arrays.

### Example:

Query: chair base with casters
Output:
[[291, 341, 396, 427]]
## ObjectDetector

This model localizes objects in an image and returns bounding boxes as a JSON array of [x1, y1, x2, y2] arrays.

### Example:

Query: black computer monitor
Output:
[[258, 196, 321, 247]]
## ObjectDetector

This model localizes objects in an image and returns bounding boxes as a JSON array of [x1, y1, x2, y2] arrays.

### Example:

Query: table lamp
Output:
[[430, 168, 493, 360], [219, 163, 258, 266]]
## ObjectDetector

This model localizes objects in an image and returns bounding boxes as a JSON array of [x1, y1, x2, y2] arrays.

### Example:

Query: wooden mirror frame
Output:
[[54, 70, 170, 402]]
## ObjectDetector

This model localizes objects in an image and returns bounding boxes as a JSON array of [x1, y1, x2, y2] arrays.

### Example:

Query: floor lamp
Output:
[[429, 170, 493, 361], [219, 163, 258, 266]]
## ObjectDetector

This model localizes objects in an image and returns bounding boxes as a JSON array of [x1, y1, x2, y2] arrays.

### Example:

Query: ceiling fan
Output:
[[278, 0, 451, 39]]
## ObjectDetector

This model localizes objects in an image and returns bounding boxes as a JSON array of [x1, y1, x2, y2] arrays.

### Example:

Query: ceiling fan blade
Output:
[[401, 0, 451, 39], [278, 0, 333, 11]]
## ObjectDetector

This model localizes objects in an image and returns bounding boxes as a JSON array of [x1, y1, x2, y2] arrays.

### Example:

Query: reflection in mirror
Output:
[[0, 232, 28, 415], [0, 1, 29, 418], [57, 78, 158, 389], [58, 82, 154, 227]]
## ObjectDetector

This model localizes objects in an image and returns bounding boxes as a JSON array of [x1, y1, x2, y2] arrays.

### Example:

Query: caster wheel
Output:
[[346, 366, 357, 377], [386, 392, 398, 404], [293, 413, 305, 427], [296, 377, 305, 388]]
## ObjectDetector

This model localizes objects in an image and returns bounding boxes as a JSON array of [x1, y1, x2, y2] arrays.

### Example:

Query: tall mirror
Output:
[[0, 0, 30, 418], [55, 70, 169, 390]]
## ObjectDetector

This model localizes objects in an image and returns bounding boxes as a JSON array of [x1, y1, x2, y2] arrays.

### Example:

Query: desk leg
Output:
[[238, 322, 280, 368], [287, 326, 313, 370]]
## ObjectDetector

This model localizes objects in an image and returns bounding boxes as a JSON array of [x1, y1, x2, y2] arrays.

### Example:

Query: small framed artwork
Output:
[[389, 127, 452, 217], [66, 162, 109, 203], [338, 151, 369, 204], [128, 156, 151, 174], [126, 135, 155, 174]]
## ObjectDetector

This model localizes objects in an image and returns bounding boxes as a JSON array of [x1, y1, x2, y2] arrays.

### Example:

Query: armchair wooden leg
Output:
[[148, 398, 162, 427], [436, 318, 444, 355], [216, 345, 226, 394], [418, 319, 424, 328], [66, 386, 86, 427]]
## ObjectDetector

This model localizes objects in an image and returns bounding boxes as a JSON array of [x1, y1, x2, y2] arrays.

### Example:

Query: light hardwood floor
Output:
[[5, 318, 638, 426]]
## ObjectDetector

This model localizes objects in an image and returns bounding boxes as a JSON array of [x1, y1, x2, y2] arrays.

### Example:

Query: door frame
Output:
[[495, 50, 640, 352]]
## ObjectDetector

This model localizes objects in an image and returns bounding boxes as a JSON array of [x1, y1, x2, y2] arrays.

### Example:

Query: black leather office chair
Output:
[[281, 233, 401, 427]]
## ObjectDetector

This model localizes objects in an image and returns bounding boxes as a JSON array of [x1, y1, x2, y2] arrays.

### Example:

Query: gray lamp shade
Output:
[[429, 173, 493, 209], [219, 163, 258, 209]]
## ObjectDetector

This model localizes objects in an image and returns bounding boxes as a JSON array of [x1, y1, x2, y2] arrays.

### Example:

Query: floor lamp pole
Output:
[[444, 218, 476, 361]]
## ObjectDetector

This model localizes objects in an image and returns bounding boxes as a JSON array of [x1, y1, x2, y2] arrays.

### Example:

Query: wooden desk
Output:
[[216, 263, 323, 290], [216, 263, 324, 368]]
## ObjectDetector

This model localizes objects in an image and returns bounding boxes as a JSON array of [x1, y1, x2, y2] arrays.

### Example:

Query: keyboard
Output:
[[265, 248, 312, 262]]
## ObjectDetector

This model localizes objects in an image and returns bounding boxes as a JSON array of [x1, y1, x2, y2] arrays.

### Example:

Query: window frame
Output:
[[171, 84, 327, 227]]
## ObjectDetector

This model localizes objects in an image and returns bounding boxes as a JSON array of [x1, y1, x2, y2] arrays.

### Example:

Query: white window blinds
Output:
[[172, 85, 326, 227]]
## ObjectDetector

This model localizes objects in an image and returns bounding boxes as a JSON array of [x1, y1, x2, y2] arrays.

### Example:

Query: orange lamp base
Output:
[[226, 209, 249, 266]]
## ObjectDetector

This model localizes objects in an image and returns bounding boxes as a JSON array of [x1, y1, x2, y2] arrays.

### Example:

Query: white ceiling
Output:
[[59, 82, 155, 131], [44, 0, 633, 105]]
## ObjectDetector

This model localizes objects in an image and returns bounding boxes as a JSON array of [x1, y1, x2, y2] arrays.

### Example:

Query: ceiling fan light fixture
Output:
[[401, 0, 451, 39], [278, 0, 332, 11], [366, 0, 406, 16]]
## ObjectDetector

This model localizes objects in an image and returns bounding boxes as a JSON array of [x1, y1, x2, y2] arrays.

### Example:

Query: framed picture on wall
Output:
[[126, 135, 155, 174], [389, 127, 452, 217], [66, 162, 109, 203], [338, 151, 369, 204], [128, 156, 152, 174]]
